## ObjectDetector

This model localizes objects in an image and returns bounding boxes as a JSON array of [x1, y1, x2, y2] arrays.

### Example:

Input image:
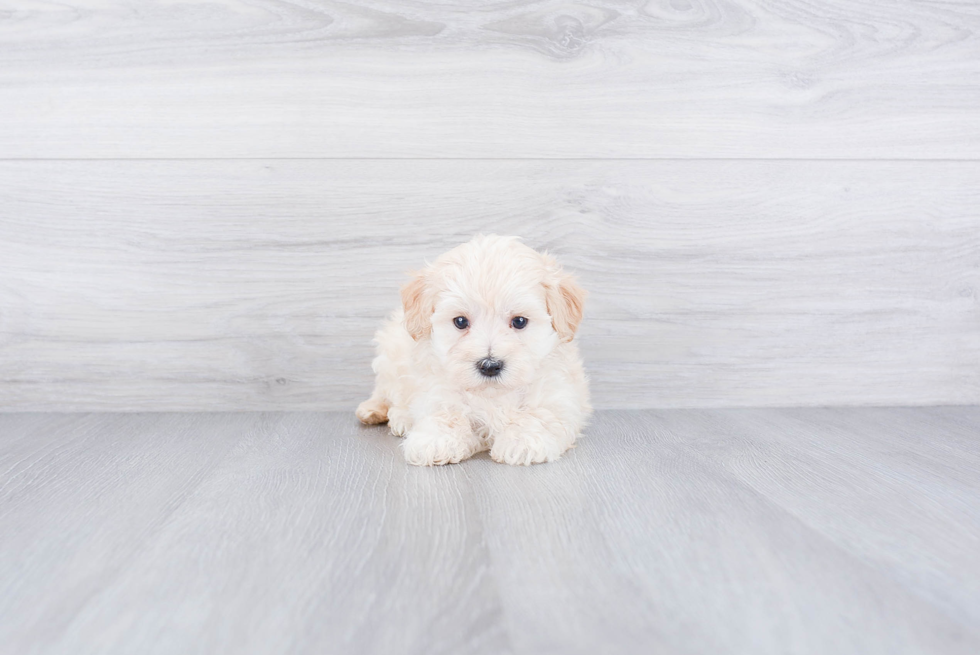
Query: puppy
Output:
[[356, 235, 591, 466]]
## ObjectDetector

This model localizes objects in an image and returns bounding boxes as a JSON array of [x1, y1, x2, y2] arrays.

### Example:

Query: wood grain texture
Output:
[[1, 0, 978, 158], [2, 159, 977, 411], [1, 409, 978, 654]]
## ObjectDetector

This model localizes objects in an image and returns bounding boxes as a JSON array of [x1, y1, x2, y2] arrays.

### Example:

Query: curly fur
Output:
[[357, 235, 591, 466]]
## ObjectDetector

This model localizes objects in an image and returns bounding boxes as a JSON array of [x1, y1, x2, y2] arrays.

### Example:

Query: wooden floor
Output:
[[1, 408, 978, 654]]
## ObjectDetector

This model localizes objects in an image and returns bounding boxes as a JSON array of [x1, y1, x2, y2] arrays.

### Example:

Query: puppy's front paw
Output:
[[490, 425, 570, 466], [402, 415, 483, 466], [387, 407, 412, 437], [356, 398, 388, 425]]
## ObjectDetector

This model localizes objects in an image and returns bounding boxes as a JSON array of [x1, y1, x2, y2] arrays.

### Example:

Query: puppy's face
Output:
[[402, 236, 585, 392]]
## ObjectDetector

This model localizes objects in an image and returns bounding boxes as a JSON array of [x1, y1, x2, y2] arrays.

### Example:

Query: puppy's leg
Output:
[[357, 311, 414, 429], [491, 408, 578, 466], [386, 407, 413, 436], [356, 395, 389, 425], [402, 410, 483, 466]]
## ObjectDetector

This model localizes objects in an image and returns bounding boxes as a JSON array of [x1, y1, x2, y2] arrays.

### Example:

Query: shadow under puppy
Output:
[[357, 235, 591, 466]]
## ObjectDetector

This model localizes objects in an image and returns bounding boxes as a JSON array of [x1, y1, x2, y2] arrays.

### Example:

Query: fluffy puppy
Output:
[[356, 235, 591, 466]]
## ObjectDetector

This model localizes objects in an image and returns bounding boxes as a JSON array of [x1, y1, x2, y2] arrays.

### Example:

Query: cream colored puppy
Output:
[[356, 235, 591, 466]]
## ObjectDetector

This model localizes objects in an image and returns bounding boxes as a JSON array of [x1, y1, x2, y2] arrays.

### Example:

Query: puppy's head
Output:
[[402, 235, 586, 391]]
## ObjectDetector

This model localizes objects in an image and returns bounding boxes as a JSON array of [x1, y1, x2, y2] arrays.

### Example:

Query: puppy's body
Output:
[[357, 236, 591, 466]]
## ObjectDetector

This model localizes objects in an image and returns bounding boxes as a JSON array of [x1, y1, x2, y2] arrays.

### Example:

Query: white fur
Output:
[[356, 235, 591, 466]]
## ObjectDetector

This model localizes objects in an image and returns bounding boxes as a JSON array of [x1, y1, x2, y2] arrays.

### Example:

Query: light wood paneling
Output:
[[1, 0, 978, 158], [1, 160, 977, 410], [1, 409, 978, 653]]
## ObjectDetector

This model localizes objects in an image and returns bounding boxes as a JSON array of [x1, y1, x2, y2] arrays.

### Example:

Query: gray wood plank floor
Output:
[[2, 408, 978, 655]]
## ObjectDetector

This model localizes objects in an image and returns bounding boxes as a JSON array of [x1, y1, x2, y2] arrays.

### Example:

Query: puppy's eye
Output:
[[511, 316, 528, 330], [453, 316, 469, 330]]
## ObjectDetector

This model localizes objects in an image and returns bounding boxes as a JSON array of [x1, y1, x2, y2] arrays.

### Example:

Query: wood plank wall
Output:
[[1, 1, 978, 410]]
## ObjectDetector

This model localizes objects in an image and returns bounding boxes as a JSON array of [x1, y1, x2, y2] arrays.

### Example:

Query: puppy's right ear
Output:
[[401, 270, 434, 340]]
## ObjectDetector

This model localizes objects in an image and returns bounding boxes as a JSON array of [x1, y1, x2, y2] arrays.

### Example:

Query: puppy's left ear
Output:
[[543, 257, 587, 343], [401, 269, 435, 340]]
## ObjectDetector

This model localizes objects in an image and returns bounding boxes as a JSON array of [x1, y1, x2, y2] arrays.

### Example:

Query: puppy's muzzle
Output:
[[476, 357, 504, 378]]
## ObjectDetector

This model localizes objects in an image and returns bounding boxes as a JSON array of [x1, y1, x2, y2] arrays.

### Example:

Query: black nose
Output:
[[477, 357, 504, 378]]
